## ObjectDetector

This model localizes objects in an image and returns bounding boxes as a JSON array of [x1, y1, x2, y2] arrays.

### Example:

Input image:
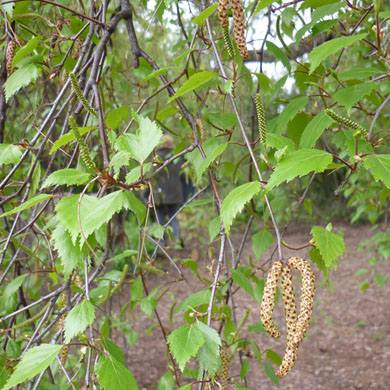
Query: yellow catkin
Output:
[[260, 260, 283, 338], [6, 40, 16, 77], [276, 265, 299, 378], [276, 342, 298, 378], [287, 257, 315, 347], [196, 118, 206, 143], [231, 0, 248, 58], [219, 346, 229, 390], [280, 265, 297, 342], [218, 0, 229, 28]]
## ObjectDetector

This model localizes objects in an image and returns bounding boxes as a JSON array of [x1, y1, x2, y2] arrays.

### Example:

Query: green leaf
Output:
[[252, 229, 274, 260], [208, 216, 220, 243], [295, 2, 344, 46], [301, 0, 340, 9], [266, 350, 282, 366], [266, 134, 296, 153], [96, 355, 137, 390], [364, 155, 390, 188], [167, 324, 205, 371], [360, 280, 369, 292], [115, 114, 162, 163], [264, 360, 279, 386], [52, 223, 83, 276], [5, 64, 39, 101], [195, 322, 221, 377], [12, 37, 40, 67], [300, 112, 332, 149], [354, 268, 368, 277], [255, 0, 276, 14], [192, 4, 218, 26], [0, 144, 22, 165], [130, 276, 143, 301], [240, 359, 250, 380], [373, 274, 388, 288], [0, 274, 28, 308], [64, 300, 95, 343], [55, 191, 142, 243], [0, 194, 53, 218], [126, 162, 152, 183], [186, 138, 228, 182], [2, 344, 62, 390], [106, 106, 128, 129], [309, 247, 329, 283], [255, 73, 273, 95], [168, 71, 219, 103], [309, 33, 367, 73], [49, 126, 96, 155], [266, 149, 332, 191], [311, 225, 345, 268], [178, 385, 192, 390], [221, 182, 262, 234], [142, 67, 173, 83], [231, 269, 254, 299], [248, 322, 267, 333], [158, 373, 175, 390], [42, 169, 92, 188], [266, 41, 291, 73], [333, 82, 378, 115], [276, 96, 308, 133], [140, 295, 157, 320], [176, 289, 211, 313], [339, 68, 383, 81]]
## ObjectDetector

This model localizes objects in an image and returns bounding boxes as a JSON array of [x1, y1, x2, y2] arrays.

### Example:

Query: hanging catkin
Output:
[[255, 93, 267, 144], [287, 257, 315, 347], [218, 0, 229, 28], [231, 0, 248, 58], [260, 260, 282, 338]]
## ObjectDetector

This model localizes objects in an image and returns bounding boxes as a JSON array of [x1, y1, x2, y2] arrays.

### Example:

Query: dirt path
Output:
[[118, 223, 390, 389]]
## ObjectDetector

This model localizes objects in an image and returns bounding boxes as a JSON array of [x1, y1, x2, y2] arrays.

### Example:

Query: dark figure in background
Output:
[[153, 135, 193, 247]]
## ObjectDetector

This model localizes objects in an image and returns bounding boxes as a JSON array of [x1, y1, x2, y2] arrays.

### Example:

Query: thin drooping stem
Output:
[[203, 6, 284, 261]]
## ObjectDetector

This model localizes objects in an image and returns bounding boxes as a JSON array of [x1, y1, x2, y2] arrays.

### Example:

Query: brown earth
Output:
[[115, 223, 390, 390]]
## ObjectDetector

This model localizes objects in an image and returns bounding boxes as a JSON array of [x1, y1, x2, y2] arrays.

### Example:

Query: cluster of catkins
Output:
[[217, 0, 248, 58], [260, 257, 315, 378]]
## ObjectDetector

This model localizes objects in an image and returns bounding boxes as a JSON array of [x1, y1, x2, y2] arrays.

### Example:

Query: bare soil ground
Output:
[[117, 223, 390, 390]]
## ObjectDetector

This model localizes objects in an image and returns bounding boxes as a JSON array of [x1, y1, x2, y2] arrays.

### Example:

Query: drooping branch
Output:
[[244, 32, 334, 63]]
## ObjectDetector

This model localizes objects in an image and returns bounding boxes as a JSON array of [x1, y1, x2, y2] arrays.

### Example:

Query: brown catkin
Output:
[[6, 40, 16, 77], [231, 0, 248, 58], [219, 346, 229, 390], [60, 345, 70, 366], [287, 257, 315, 347], [260, 260, 283, 338], [72, 37, 83, 60], [218, 0, 229, 28]]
